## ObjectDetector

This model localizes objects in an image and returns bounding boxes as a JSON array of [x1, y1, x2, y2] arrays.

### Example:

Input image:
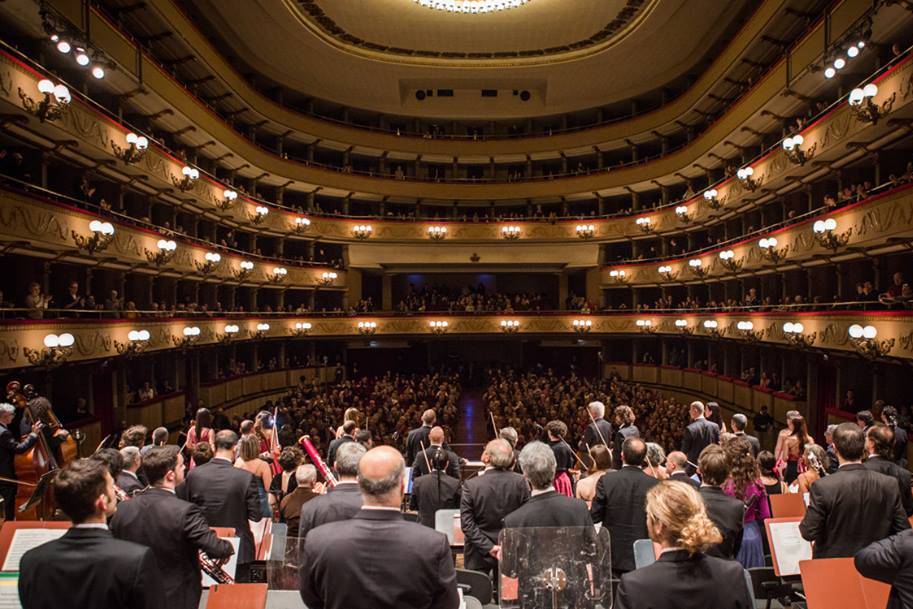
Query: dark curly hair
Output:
[[723, 436, 759, 500]]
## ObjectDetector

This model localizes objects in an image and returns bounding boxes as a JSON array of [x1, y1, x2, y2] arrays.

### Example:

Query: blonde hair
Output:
[[238, 434, 260, 462], [645, 481, 722, 555]]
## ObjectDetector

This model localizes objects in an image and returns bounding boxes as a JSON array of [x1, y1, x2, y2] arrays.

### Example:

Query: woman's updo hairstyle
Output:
[[645, 481, 722, 555]]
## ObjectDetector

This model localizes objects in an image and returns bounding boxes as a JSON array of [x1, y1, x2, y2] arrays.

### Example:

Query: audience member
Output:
[[730, 413, 760, 456], [722, 437, 770, 568], [117, 446, 145, 497], [681, 401, 720, 475], [864, 425, 913, 517]]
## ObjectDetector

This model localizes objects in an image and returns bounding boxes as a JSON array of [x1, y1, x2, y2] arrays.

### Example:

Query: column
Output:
[[558, 272, 569, 310], [382, 274, 393, 311]]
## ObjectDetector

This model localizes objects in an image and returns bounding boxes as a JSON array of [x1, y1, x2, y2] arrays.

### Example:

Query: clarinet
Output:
[[299, 435, 338, 488]]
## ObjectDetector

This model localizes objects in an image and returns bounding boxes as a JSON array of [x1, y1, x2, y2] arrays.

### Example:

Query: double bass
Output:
[[6, 381, 77, 520]]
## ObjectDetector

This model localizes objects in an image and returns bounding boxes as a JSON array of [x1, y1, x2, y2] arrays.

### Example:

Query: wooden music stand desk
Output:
[[799, 558, 890, 609], [769, 493, 806, 518], [205, 583, 268, 609], [0, 521, 70, 569]]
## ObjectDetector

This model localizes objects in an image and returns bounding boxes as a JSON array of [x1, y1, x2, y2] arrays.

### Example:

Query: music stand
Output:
[[18, 471, 55, 515]]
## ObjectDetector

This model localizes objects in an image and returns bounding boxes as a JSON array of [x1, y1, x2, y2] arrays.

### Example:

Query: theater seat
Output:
[[633, 539, 656, 569], [456, 568, 493, 605]]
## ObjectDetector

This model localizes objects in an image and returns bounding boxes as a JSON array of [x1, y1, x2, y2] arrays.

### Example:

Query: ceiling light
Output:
[[847, 46, 859, 58], [56, 40, 71, 54], [824, 67, 836, 79], [91, 65, 105, 79], [75, 52, 90, 66], [414, 0, 531, 13], [834, 57, 846, 70]]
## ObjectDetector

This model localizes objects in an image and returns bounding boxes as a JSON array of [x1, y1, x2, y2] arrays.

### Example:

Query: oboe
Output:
[[299, 435, 338, 488]]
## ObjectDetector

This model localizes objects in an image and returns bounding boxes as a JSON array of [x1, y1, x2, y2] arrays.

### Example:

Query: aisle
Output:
[[452, 389, 490, 458]]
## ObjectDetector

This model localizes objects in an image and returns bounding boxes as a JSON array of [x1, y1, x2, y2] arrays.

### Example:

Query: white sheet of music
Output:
[[0, 573, 20, 608], [2, 529, 67, 572], [769, 521, 812, 576], [201, 537, 239, 588]]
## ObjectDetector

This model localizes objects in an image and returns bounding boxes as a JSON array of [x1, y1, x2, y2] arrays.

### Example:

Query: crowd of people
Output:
[[398, 285, 550, 313]]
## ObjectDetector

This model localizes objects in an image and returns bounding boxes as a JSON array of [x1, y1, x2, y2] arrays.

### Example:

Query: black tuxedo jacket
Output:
[[855, 529, 913, 609], [583, 417, 613, 453], [589, 466, 659, 572], [116, 471, 145, 497], [406, 425, 433, 466], [669, 472, 700, 489], [19, 527, 164, 609], [681, 418, 720, 473], [864, 456, 913, 516], [733, 431, 761, 457], [800, 463, 910, 558], [616, 550, 753, 609], [412, 446, 461, 480], [460, 468, 529, 571], [503, 490, 593, 529], [300, 509, 459, 609], [326, 435, 354, 467], [178, 458, 262, 563], [298, 482, 363, 540], [0, 424, 36, 480], [612, 425, 641, 469], [410, 471, 461, 528], [699, 486, 745, 560], [111, 487, 233, 609]]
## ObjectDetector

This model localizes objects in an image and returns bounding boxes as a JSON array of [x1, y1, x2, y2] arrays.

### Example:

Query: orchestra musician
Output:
[[0, 402, 41, 520]]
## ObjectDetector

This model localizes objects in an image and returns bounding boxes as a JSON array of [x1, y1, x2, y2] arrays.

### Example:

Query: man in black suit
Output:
[[412, 426, 461, 479], [665, 451, 699, 488], [882, 406, 908, 467], [590, 437, 659, 574], [0, 402, 41, 520], [111, 446, 234, 609], [300, 446, 459, 609], [582, 400, 613, 454], [406, 409, 436, 466], [499, 426, 522, 472], [681, 401, 720, 475], [179, 430, 262, 579], [855, 529, 913, 609], [117, 446, 145, 497], [410, 448, 461, 528], [800, 422, 909, 558], [697, 445, 744, 560], [865, 424, 913, 517], [460, 439, 530, 576], [731, 414, 761, 457], [19, 459, 164, 609], [326, 420, 357, 467], [299, 441, 367, 540]]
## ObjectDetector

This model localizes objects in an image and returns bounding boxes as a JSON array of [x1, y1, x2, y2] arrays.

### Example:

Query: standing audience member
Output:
[[855, 529, 913, 609], [697, 445, 744, 560], [280, 464, 321, 538], [777, 415, 813, 485], [681, 401, 720, 475], [794, 444, 830, 495], [185, 408, 214, 465], [864, 425, 913, 517], [615, 482, 754, 609], [723, 436, 770, 568], [300, 446, 459, 609], [800, 423, 909, 558], [298, 442, 367, 540], [410, 447, 461, 528], [111, 446, 233, 609], [117, 446, 145, 497], [590, 437, 659, 575], [179, 430, 263, 581], [882, 406, 908, 467], [19, 459, 164, 609], [460, 439, 530, 580]]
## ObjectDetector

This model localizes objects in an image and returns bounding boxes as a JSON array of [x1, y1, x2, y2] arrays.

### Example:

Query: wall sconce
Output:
[[114, 329, 150, 357], [736, 320, 763, 342], [249, 205, 269, 225], [848, 324, 893, 359], [658, 265, 678, 281], [353, 225, 373, 240], [218, 324, 240, 343], [501, 225, 521, 240], [783, 322, 815, 349], [266, 266, 288, 283], [234, 260, 254, 280], [173, 326, 201, 348], [675, 319, 693, 335], [782, 134, 815, 165], [736, 166, 758, 191], [217, 189, 238, 211], [576, 224, 595, 239], [293, 216, 311, 233], [173, 166, 199, 191], [812, 218, 851, 251], [500, 320, 520, 333], [674, 205, 692, 223], [195, 251, 221, 274], [19, 79, 71, 122], [688, 258, 707, 278], [635, 319, 655, 334], [758, 237, 788, 263], [251, 322, 270, 339], [318, 271, 337, 286], [112, 132, 149, 164], [635, 217, 654, 233], [292, 322, 312, 336], [848, 84, 894, 125], [357, 321, 377, 335], [609, 270, 629, 284], [24, 333, 75, 367], [145, 239, 177, 266], [72, 220, 115, 254], [429, 320, 449, 335], [718, 250, 742, 272], [428, 226, 448, 240], [703, 320, 723, 338], [572, 319, 592, 334], [703, 188, 721, 210]]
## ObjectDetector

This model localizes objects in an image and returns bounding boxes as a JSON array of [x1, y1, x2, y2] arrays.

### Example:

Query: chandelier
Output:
[[413, 0, 531, 14]]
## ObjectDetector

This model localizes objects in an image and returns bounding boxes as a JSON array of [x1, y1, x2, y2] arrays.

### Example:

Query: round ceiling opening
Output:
[[413, 0, 532, 14]]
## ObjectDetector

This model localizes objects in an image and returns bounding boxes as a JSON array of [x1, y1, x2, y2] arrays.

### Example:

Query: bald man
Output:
[[460, 439, 530, 578], [665, 451, 699, 488], [300, 447, 459, 609], [412, 426, 461, 480]]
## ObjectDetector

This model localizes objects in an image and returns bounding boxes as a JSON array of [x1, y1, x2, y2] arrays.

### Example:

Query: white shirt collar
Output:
[[659, 546, 684, 556], [531, 486, 555, 497], [335, 479, 358, 485], [153, 486, 176, 494], [73, 523, 108, 530], [122, 470, 139, 480], [361, 506, 400, 512]]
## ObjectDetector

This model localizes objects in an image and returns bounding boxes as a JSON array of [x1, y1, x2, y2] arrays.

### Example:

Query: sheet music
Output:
[[769, 521, 813, 576], [202, 537, 239, 588], [2, 529, 66, 572], [0, 573, 20, 609]]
